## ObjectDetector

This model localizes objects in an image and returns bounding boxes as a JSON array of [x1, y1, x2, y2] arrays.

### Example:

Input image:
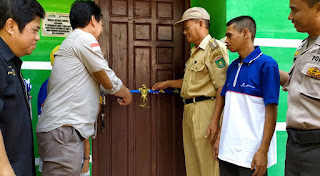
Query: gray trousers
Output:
[[37, 126, 84, 176], [219, 159, 268, 176], [285, 128, 320, 176]]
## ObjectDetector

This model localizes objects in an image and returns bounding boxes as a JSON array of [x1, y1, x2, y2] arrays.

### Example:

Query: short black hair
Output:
[[302, 0, 320, 7], [0, 0, 45, 32], [70, 0, 102, 30], [226, 16, 256, 41]]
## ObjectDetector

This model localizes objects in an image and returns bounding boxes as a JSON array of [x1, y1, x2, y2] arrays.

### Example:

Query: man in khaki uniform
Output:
[[280, 0, 320, 175], [152, 7, 228, 176]]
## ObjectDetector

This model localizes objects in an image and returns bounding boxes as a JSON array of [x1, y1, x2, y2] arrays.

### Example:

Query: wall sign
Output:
[[42, 12, 72, 37]]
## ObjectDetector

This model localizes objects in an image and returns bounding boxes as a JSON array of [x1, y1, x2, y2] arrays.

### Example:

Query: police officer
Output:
[[0, 0, 45, 175], [152, 7, 229, 176], [280, 0, 320, 175]]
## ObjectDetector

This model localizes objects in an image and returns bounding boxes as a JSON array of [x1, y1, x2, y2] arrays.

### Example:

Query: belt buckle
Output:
[[183, 99, 186, 104]]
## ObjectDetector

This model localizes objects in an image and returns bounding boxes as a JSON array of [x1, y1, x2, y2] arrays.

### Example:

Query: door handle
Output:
[[129, 84, 180, 108]]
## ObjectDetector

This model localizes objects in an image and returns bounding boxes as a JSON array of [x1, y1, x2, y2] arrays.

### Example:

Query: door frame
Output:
[[92, 1, 191, 175]]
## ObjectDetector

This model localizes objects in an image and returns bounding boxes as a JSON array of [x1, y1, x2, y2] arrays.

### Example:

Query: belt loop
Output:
[[193, 97, 196, 104]]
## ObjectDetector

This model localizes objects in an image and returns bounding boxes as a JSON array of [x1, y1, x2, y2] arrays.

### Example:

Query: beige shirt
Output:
[[36, 29, 123, 138], [180, 34, 229, 99], [284, 36, 320, 129]]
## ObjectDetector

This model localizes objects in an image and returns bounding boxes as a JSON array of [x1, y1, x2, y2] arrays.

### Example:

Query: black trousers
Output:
[[285, 128, 320, 176], [219, 159, 268, 176]]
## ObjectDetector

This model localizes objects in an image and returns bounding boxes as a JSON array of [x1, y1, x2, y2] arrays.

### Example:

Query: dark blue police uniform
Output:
[[0, 37, 35, 176]]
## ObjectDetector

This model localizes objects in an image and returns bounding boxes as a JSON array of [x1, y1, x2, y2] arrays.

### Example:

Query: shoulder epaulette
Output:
[[209, 38, 219, 51]]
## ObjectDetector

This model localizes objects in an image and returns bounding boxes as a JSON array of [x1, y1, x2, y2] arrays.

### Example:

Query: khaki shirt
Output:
[[180, 34, 229, 99], [284, 36, 320, 129], [37, 29, 123, 138]]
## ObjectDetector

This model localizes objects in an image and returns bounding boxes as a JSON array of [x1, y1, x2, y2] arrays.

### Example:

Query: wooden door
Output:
[[93, 0, 189, 175]]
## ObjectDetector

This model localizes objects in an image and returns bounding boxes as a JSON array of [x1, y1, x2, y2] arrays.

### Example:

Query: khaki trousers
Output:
[[37, 126, 84, 176], [183, 99, 219, 176]]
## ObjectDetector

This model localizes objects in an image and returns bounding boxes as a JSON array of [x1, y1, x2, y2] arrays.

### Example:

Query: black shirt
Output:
[[0, 37, 35, 176]]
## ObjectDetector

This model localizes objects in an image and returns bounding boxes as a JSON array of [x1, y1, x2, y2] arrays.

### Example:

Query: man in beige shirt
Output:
[[280, 0, 320, 175], [36, 1, 131, 175], [152, 7, 228, 176]]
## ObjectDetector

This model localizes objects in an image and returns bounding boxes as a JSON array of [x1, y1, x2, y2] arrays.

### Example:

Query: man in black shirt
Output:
[[0, 0, 45, 175]]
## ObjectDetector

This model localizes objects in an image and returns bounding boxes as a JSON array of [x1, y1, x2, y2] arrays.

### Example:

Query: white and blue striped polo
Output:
[[218, 46, 280, 168]]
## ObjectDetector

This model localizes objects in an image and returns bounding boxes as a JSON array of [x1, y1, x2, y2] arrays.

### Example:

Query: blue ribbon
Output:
[[130, 90, 177, 94]]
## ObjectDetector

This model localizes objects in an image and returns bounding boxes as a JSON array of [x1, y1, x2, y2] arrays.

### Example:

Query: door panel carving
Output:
[[93, 0, 189, 175]]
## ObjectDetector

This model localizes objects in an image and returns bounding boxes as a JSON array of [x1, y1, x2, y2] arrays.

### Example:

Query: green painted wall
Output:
[[190, 0, 226, 39], [226, 0, 307, 39]]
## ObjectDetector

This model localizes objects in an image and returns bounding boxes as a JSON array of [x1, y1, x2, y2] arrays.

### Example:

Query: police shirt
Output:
[[36, 29, 123, 139], [0, 37, 35, 176], [284, 36, 320, 130], [180, 34, 229, 99]]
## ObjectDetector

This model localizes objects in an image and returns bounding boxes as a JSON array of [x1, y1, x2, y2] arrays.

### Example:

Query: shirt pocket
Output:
[[190, 60, 207, 83], [297, 63, 320, 99]]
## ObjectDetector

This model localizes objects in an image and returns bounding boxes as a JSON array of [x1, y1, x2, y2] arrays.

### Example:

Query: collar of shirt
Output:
[[312, 35, 320, 46], [190, 34, 212, 55], [234, 46, 262, 65], [73, 28, 83, 34], [0, 37, 15, 62], [0, 37, 23, 70]]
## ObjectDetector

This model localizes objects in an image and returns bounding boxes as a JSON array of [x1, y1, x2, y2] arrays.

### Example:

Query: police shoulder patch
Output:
[[215, 57, 226, 68]]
